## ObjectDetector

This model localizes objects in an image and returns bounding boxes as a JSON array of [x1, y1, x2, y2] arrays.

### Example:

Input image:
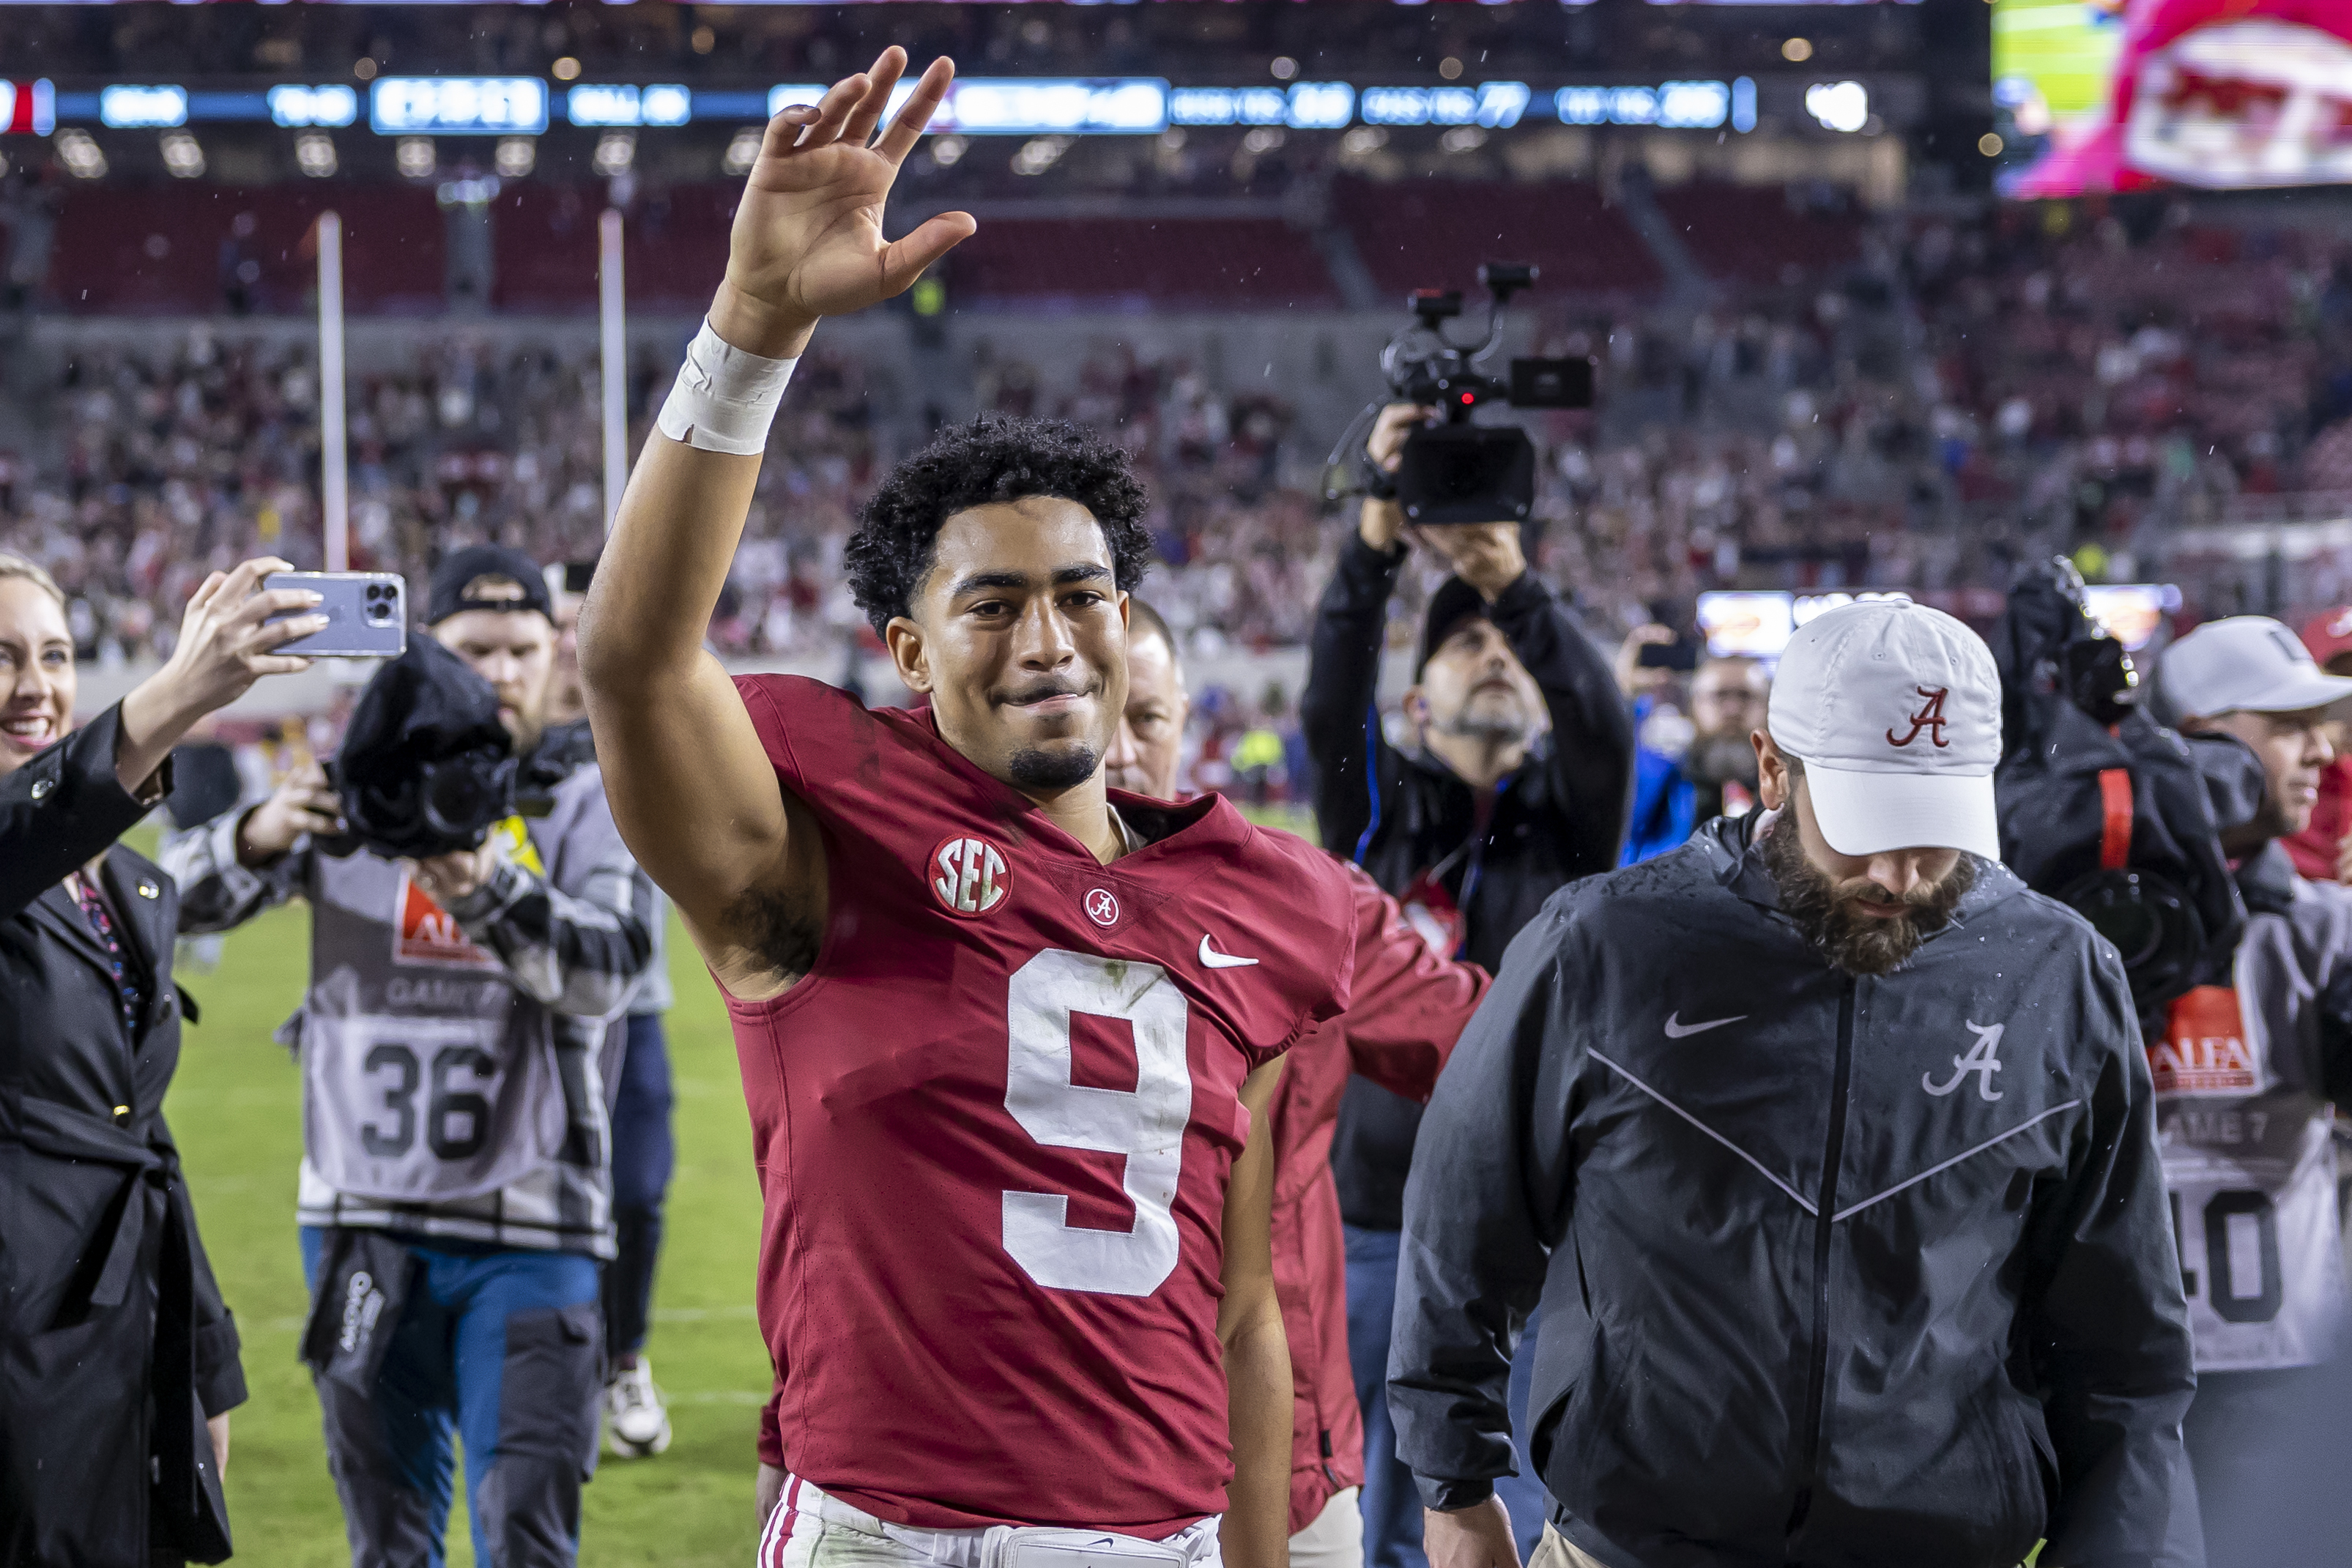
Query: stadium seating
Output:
[[1333, 178, 1661, 301], [50, 185, 446, 315], [1651, 182, 1863, 287], [943, 217, 1340, 310]]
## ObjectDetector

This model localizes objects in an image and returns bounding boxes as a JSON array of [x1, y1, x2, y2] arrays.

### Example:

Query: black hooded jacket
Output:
[[1389, 813, 2200, 1568], [1302, 533, 1633, 1230]]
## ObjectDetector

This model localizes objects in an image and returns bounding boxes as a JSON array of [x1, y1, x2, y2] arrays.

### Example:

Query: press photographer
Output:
[[160, 545, 656, 1568], [1302, 277, 1631, 1568]]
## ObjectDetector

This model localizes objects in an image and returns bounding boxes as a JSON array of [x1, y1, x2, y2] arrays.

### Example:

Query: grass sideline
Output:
[[158, 803, 1317, 1566]]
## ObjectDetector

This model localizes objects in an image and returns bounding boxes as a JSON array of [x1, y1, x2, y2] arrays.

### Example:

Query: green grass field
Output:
[[168, 899, 773, 1567]]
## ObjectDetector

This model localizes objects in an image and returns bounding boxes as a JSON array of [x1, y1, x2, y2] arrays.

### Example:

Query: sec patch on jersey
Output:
[[932, 834, 1012, 918]]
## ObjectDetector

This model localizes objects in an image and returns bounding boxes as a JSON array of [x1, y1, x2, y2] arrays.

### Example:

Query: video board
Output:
[[1995, 0, 2352, 197]]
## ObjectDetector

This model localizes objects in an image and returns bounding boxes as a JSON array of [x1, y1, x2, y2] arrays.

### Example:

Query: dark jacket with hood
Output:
[[0, 707, 244, 1567], [1302, 533, 1633, 1230], [1390, 812, 2200, 1568]]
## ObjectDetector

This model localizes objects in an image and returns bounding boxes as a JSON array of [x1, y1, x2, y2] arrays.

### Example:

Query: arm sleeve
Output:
[[1388, 904, 1579, 1509], [444, 789, 655, 1020], [758, 1383, 786, 1470], [2029, 948, 2201, 1568], [1485, 573, 1636, 877], [1340, 866, 1491, 1104], [0, 705, 158, 919], [157, 806, 309, 935], [174, 1175, 250, 1418], [1302, 533, 1406, 859]]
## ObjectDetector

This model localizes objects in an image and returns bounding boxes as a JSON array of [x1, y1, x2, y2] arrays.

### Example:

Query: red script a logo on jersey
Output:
[[932, 835, 1012, 918], [1886, 686, 1952, 749]]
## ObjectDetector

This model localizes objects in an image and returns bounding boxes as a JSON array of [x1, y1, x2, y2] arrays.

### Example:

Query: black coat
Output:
[[0, 704, 245, 1567], [1302, 535, 1636, 1229]]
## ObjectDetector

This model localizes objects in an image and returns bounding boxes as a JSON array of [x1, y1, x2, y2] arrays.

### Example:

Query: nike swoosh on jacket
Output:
[[1388, 814, 2198, 1568]]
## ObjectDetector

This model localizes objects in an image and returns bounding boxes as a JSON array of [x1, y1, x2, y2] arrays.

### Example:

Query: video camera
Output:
[[1326, 263, 1594, 527], [1991, 560, 2255, 1019]]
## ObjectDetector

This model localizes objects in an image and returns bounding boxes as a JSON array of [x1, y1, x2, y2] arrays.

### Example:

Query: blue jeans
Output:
[[603, 1012, 675, 1361], [1346, 1224, 1547, 1568], [300, 1228, 604, 1568]]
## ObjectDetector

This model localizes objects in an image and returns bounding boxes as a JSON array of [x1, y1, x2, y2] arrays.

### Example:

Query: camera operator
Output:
[[1, 552, 322, 1567], [1617, 626, 1767, 864], [160, 546, 656, 1568], [2151, 617, 2352, 1568], [1302, 404, 1633, 1568]]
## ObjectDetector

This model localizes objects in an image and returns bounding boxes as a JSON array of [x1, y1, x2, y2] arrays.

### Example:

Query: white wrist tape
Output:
[[656, 318, 799, 456]]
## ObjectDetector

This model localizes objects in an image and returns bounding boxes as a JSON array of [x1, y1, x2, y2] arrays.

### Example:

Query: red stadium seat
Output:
[[1334, 178, 1661, 300], [1650, 182, 1862, 287], [48, 184, 445, 315], [944, 217, 1340, 309]]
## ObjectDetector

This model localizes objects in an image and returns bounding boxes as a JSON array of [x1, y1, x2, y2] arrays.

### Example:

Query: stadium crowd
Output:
[[9, 196, 2352, 687]]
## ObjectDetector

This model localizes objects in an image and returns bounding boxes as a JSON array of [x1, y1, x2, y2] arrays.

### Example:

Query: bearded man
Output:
[[1388, 600, 2200, 1568]]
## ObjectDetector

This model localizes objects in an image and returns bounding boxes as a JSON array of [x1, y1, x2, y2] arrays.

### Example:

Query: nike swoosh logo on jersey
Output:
[[1200, 936, 1261, 969], [1663, 1011, 1746, 1038]]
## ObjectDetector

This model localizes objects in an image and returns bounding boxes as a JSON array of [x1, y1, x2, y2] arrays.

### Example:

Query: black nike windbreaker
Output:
[[1389, 814, 2200, 1568]]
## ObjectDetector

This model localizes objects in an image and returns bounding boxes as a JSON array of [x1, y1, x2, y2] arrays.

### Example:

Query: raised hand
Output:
[[115, 556, 322, 794], [712, 48, 977, 357]]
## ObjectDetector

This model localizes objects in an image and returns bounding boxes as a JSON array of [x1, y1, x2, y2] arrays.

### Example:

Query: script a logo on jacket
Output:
[[2150, 985, 2259, 1096], [392, 816, 541, 969]]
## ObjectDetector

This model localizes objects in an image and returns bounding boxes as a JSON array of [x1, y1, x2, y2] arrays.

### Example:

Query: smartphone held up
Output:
[[264, 572, 407, 659]]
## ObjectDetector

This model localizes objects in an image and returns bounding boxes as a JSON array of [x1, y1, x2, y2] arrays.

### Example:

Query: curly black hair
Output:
[[843, 415, 1154, 636]]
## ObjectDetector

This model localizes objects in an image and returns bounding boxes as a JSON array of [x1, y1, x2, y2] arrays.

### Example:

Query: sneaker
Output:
[[604, 1356, 673, 1458]]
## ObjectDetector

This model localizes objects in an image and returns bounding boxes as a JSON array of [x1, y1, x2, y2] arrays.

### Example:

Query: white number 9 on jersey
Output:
[[1003, 948, 1194, 1296]]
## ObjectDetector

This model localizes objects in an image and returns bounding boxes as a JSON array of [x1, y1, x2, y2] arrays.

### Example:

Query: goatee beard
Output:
[[1007, 744, 1102, 791], [1760, 815, 1977, 978]]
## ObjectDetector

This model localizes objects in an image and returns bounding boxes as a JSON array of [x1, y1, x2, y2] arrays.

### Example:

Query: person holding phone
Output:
[[162, 546, 656, 1568], [1299, 404, 1633, 1568], [0, 551, 323, 1567]]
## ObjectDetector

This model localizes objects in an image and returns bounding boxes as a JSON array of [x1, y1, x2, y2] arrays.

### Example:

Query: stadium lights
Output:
[[53, 128, 105, 179], [930, 133, 968, 168], [294, 130, 338, 178], [723, 127, 761, 175], [395, 135, 435, 179], [268, 83, 359, 129], [568, 83, 691, 129], [1555, 78, 1746, 131], [1439, 126, 1488, 154], [1806, 81, 1869, 135], [100, 84, 186, 130], [1359, 82, 1529, 129], [593, 131, 636, 176], [1, 81, 57, 137], [1169, 82, 1355, 131], [1010, 135, 1070, 176], [1241, 127, 1285, 155], [371, 77, 548, 136], [496, 136, 535, 178], [159, 130, 204, 179], [1341, 125, 1388, 156]]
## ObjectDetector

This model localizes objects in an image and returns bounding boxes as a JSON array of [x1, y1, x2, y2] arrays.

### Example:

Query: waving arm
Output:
[[577, 50, 973, 1000]]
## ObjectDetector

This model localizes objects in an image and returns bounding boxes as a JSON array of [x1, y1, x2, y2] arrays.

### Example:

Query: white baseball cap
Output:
[[1767, 599, 2002, 860], [2160, 615, 2352, 719]]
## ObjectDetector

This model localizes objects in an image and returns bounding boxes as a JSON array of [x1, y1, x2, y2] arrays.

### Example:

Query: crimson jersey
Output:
[[730, 675, 1357, 1534]]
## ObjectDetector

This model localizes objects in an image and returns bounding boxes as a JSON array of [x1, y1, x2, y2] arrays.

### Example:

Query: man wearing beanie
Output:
[[163, 545, 657, 1567], [1301, 404, 1633, 1568], [2153, 615, 2352, 1568], [1392, 600, 2198, 1568]]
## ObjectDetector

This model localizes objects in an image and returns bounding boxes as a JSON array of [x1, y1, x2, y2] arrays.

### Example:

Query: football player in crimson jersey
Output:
[[1105, 601, 1494, 1568], [576, 47, 1357, 1568]]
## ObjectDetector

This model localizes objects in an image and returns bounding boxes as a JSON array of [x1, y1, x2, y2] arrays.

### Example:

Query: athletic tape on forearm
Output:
[[654, 319, 799, 456]]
